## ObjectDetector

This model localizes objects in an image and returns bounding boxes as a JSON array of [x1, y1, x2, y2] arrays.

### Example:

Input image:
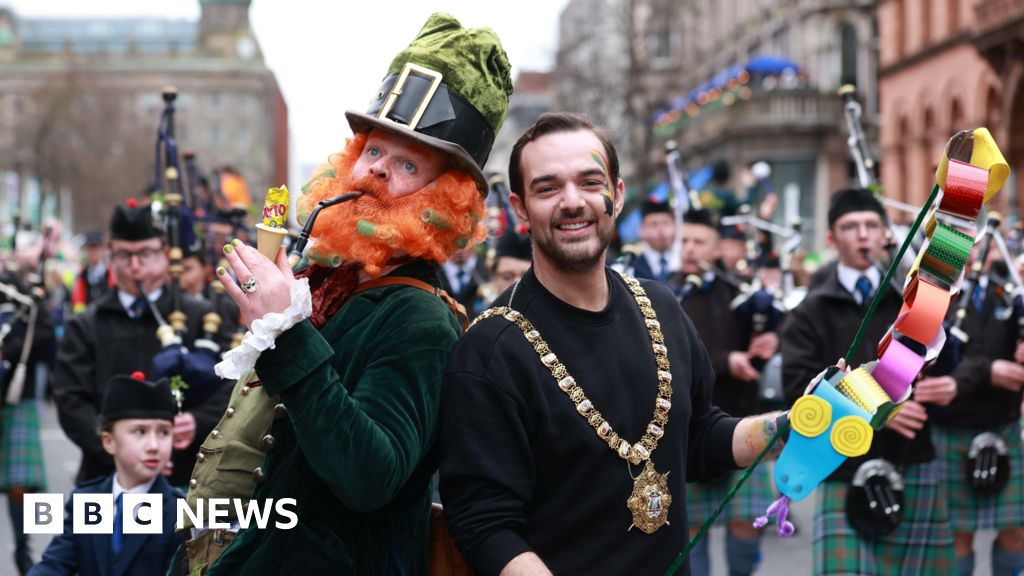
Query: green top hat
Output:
[[346, 13, 513, 196]]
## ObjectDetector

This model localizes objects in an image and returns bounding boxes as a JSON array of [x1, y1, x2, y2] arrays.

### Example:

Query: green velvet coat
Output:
[[206, 261, 460, 575]]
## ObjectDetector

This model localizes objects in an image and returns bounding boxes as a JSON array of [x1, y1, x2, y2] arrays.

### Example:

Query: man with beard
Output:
[[438, 112, 794, 575], [171, 13, 512, 575]]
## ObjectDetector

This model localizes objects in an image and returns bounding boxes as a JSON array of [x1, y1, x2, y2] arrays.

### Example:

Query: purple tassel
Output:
[[753, 496, 795, 537]]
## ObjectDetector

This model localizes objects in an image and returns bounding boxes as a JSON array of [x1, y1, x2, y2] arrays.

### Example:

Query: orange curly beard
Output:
[[298, 133, 487, 277]]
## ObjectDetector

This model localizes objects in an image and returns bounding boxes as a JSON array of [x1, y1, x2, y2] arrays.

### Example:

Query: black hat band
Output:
[[366, 68, 495, 168]]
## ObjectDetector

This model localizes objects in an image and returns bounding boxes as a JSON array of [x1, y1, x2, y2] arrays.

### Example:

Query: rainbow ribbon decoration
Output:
[[754, 127, 1010, 535]]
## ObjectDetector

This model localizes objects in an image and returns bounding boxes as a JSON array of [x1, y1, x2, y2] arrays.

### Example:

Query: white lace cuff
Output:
[[214, 278, 313, 380]]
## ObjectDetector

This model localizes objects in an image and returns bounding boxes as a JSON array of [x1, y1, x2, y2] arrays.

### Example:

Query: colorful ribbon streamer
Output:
[[758, 127, 1004, 535]]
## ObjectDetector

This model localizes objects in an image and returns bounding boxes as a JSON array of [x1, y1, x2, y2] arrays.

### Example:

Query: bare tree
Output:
[[555, 0, 664, 192], [5, 60, 152, 232]]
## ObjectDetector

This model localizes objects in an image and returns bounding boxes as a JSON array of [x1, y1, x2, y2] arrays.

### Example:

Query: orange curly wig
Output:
[[298, 132, 487, 277]]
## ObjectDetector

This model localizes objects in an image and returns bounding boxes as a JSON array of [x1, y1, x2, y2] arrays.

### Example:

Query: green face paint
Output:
[[591, 150, 615, 217]]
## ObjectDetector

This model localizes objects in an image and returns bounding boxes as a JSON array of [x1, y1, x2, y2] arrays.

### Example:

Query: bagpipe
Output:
[[0, 277, 39, 405], [611, 140, 699, 277], [665, 140, 701, 216], [0, 217, 60, 405], [718, 205, 801, 403], [840, 84, 919, 274], [147, 87, 226, 411], [928, 212, 1002, 375]]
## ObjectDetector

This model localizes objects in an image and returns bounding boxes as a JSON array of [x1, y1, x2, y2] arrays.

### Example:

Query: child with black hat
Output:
[[31, 372, 184, 576]]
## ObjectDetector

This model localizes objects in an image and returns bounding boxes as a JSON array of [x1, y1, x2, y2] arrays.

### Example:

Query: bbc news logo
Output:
[[23, 494, 298, 534]]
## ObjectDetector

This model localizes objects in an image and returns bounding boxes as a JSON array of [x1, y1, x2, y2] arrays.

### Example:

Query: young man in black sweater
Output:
[[439, 112, 792, 576]]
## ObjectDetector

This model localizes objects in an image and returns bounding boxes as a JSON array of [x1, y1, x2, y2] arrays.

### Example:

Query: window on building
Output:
[[921, 0, 932, 46], [897, 115, 911, 203], [986, 85, 1002, 127], [773, 24, 790, 57], [950, 98, 964, 131], [839, 22, 858, 87], [237, 125, 250, 152], [894, 0, 906, 58], [649, 12, 673, 62], [210, 124, 221, 146], [210, 92, 221, 109]]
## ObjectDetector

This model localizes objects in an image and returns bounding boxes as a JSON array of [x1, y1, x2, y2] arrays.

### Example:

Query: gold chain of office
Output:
[[471, 273, 674, 533]]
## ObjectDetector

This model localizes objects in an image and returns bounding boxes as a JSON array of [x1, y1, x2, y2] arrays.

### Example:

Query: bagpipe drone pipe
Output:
[[0, 277, 40, 405], [147, 87, 226, 411]]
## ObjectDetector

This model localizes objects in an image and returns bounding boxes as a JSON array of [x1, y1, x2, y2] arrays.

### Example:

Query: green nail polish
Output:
[[231, 239, 241, 247], [223, 244, 232, 254], [216, 267, 226, 275]]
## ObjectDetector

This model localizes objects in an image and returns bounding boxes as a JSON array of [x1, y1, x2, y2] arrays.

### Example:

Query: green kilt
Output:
[[0, 400, 47, 491], [687, 460, 775, 526], [932, 422, 1024, 533], [812, 460, 955, 575]]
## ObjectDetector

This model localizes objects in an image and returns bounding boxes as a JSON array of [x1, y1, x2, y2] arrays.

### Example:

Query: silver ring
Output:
[[240, 277, 259, 294]]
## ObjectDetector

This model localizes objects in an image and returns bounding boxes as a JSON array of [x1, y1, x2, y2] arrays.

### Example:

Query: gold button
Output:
[[261, 434, 277, 452], [197, 453, 206, 462], [226, 408, 235, 417], [189, 478, 197, 488], [274, 403, 288, 421], [211, 430, 221, 439], [241, 387, 250, 396]]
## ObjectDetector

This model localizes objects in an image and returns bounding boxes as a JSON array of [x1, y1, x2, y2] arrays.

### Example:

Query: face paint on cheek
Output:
[[591, 150, 615, 217]]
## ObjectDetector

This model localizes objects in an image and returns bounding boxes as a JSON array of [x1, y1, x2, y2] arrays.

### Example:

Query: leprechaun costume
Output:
[[173, 13, 513, 576]]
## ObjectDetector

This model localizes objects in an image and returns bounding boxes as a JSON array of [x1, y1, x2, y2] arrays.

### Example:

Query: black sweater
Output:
[[439, 268, 739, 576]]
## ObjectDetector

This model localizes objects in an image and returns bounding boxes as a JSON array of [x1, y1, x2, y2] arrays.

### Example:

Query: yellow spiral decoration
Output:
[[790, 396, 832, 438], [830, 416, 873, 457]]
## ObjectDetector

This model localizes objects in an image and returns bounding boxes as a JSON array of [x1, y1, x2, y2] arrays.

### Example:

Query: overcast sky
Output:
[[3, 0, 569, 189]]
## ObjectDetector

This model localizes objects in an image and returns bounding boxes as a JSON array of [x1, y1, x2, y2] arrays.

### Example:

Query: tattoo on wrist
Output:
[[745, 413, 785, 458]]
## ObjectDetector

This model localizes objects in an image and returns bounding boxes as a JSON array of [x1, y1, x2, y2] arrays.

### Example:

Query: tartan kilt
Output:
[[932, 422, 1024, 533], [813, 460, 955, 576], [686, 460, 775, 526], [0, 400, 47, 491]]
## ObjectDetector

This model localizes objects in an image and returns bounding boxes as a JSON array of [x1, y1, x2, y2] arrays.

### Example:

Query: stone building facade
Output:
[[555, 0, 879, 249], [0, 0, 287, 231]]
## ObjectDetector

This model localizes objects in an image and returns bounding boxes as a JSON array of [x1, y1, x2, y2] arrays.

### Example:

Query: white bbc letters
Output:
[[123, 493, 163, 534], [72, 494, 114, 534], [23, 493, 63, 535]]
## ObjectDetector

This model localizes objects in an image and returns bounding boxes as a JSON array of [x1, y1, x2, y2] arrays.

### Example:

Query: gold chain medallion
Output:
[[472, 273, 673, 533], [627, 461, 673, 534]]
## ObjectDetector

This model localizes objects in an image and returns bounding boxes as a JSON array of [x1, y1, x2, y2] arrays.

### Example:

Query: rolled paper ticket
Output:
[[256, 185, 290, 261]]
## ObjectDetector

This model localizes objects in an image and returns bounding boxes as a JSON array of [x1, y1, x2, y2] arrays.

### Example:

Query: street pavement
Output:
[[0, 400, 999, 575]]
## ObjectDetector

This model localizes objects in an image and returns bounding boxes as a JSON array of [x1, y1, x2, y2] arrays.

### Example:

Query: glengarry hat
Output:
[[101, 371, 176, 423], [109, 198, 164, 241]]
